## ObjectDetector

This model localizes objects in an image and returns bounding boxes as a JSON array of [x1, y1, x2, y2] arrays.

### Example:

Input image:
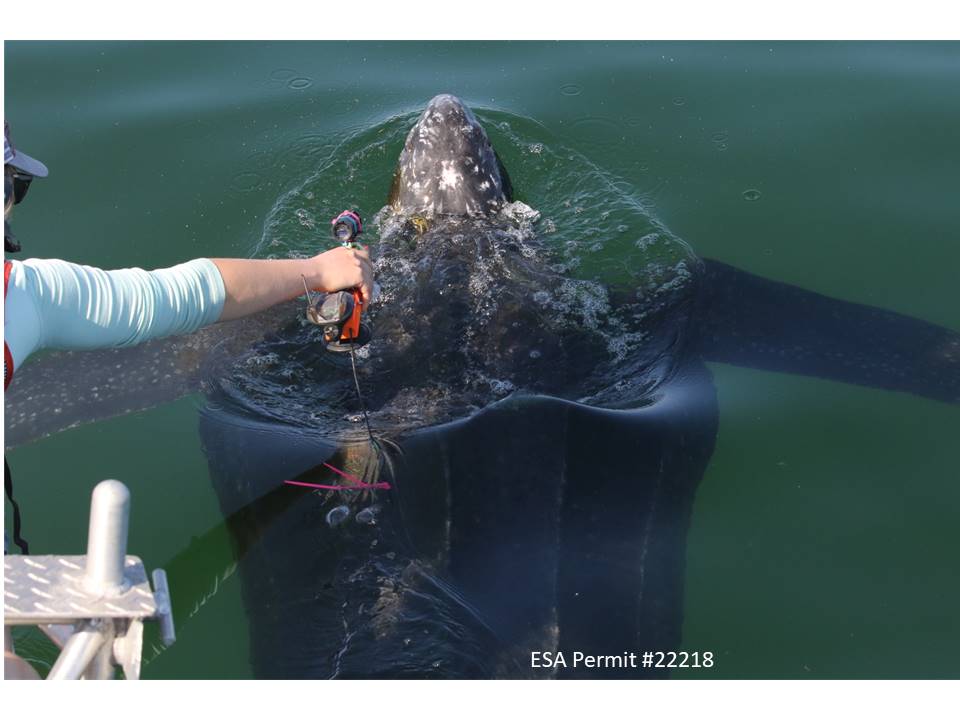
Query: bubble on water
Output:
[[294, 208, 315, 228], [560, 83, 583, 96], [711, 131, 730, 152], [488, 378, 516, 395], [554, 278, 610, 328], [672, 96, 686, 106], [288, 77, 313, 90], [635, 232, 662, 250], [605, 330, 649, 363], [326, 505, 351, 527], [500, 201, 541, 225], [617, 224, 629, 233], [529, 349, 542, 359], [244, 352, 280, 368], [657, 259, 693, 292], [528, 143, 544, 154], [742, 189, 762, 202]]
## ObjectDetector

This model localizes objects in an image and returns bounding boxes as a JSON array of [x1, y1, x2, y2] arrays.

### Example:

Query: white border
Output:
[[4, 6, 960, 714], [3, 679, 960, 718], [2, 1, 960, 40]]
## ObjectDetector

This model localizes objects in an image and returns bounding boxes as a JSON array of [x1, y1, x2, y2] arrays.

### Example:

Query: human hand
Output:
[[312, 245, 374, 304]]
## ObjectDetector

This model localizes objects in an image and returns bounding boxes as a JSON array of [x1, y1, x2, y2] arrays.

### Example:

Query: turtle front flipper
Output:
[[694, 259, 960, 405]]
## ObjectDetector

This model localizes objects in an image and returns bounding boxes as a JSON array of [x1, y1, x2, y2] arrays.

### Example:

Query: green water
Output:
[[4, 41, 959, 679]]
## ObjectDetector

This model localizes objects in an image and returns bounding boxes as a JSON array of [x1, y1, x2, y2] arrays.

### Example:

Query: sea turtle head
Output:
[[388, 94, 513, 218]]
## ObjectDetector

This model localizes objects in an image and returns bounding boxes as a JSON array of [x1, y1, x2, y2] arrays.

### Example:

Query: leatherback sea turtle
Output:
[[6, 95, 959, 678]]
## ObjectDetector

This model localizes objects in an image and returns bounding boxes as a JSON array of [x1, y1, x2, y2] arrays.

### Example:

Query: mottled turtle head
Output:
[[389, 94, 512, 217]]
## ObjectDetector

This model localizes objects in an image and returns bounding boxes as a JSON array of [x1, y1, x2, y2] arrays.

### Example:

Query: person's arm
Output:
[[212, 245, 373, 322], [7, 246, 372, 363], [10, 256, 226, 359]]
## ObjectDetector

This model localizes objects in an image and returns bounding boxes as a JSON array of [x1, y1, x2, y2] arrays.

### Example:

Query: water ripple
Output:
[[269, 68, 297, 82], [230, 171, 264, 193], [568, 116, 625, 147], [288, 77, 313, 91]]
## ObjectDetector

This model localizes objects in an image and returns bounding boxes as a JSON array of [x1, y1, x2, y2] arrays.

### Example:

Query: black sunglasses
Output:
[[4, 170, 34, 206], [12, 170, 33, 204]]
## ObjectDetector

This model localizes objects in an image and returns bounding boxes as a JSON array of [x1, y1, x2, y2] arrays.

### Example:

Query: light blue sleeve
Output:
[[18, 257, 226, 353]]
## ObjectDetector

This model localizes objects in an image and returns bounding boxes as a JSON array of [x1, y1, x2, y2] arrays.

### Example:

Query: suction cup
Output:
[[324, 324, 372, 353]]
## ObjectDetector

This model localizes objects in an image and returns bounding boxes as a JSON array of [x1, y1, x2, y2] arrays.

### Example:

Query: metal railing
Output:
[[4, 480, 175, 680]]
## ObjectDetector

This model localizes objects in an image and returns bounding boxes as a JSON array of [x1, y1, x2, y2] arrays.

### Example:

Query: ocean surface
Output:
[[4, 41, 959, 679]]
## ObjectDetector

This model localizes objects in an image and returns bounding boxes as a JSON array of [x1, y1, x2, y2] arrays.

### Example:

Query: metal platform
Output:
[[4, 480, 175, 680], [4, 555, 158, 624]]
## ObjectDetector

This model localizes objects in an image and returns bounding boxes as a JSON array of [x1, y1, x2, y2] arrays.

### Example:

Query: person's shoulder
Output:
[[8, 257, 90, 289], [18, 257, 99, 274], [11, 256, 64, 268]]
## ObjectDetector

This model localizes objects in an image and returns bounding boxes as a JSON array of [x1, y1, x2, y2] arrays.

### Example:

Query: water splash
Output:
[[209, 105, 698, 437]]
